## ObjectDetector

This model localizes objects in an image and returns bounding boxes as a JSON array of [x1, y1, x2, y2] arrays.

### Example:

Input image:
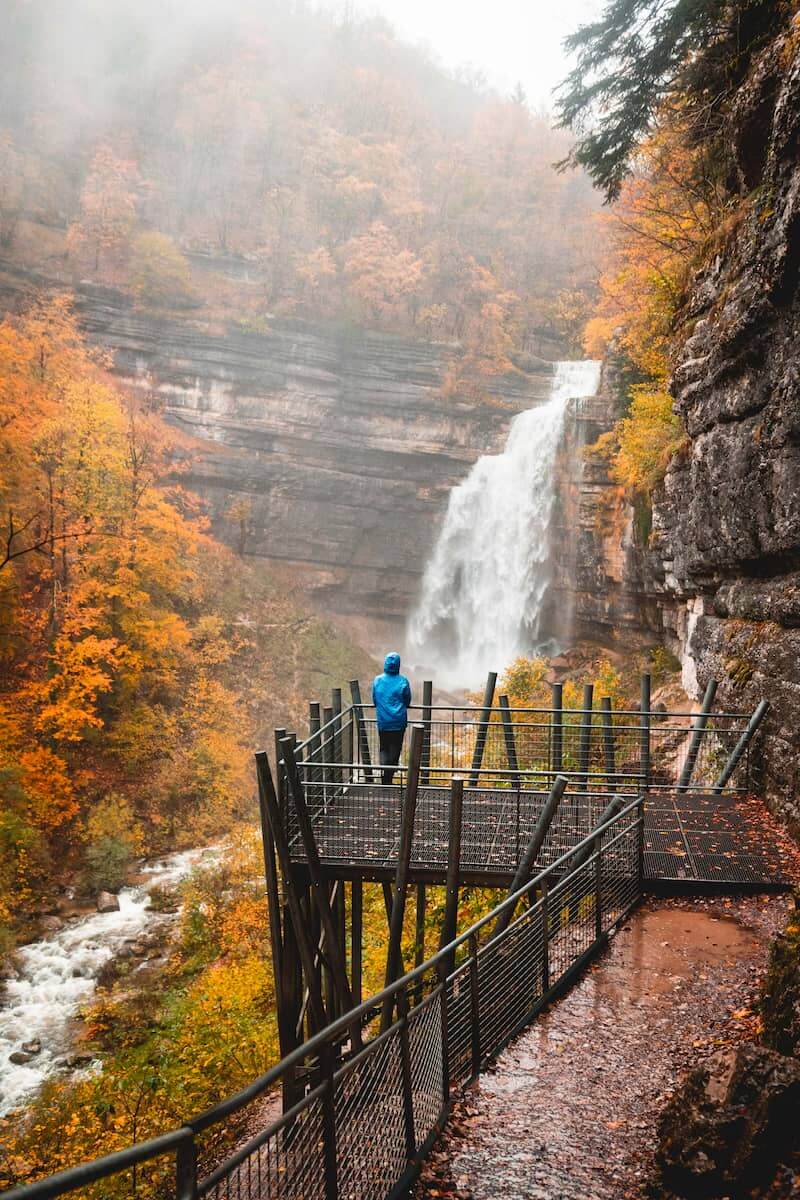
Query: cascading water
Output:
[[406, 360, 601, 689], [0, 845, 219, 1116]]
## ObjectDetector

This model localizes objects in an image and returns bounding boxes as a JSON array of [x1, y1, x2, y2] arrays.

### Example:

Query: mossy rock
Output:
[[760, 896, 800, 1058]]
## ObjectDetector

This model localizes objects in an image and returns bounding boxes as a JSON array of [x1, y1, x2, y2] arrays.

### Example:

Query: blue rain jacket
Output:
[[372, 653, 412, 731]]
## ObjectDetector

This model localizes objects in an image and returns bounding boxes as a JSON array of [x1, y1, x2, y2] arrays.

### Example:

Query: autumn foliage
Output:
[[0, 296, 256, 933], [584, 121, 733, 494], [0, 1, 599, 363]]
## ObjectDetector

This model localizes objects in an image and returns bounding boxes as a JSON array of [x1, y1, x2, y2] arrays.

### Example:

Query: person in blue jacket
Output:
[[372, 652, 412, 785]]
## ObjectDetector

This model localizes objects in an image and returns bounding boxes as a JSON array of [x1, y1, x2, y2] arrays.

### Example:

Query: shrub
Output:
[[129, 232, 194, 308]]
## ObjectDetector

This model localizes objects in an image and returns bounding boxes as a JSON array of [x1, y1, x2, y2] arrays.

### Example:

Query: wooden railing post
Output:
[[397, 986, 417, 1162], [540, 880, 550, 994], [550, 682, 563, 775], [439, 777, 464, 975], [349, 679, 374, 783], [600, 696, 616, 792], [640, 673, 651, 792], [468, 933, 481, 1078], [712, 699, 770, 793], [498, 694, 519, 778], [319, 1042, 339, 1200], [468, 671, 497, 786], [594, 833, 603, 941], [175, 1133, 197, 1200], [677, 678, 717, 791], [421, 679, 433, 784], [578, 683, 594, 792], [331, 688, 343, 784]]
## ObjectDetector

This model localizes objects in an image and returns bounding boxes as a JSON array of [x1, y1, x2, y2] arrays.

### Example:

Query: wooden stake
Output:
[[439, 776, 464, 975], [469, 672, 497, 787], [280, 737, 361, 1048], [381, 724, 424, 1030]]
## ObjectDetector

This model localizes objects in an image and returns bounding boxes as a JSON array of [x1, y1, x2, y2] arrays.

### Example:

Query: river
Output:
[[0, 845, 220, 1116]]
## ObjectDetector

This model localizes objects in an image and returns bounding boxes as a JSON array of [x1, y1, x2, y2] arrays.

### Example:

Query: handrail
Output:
[[350, 702, 750, 719], [3, 800, 642, 1200], [180, 798, 643, 1131]]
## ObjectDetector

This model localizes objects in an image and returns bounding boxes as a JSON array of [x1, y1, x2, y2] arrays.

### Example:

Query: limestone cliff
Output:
[[0, 262, 556, 633], [647, 30, 800, 832]]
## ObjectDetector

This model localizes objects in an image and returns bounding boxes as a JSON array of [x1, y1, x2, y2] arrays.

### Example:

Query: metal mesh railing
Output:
[[10, 803, 642, 1200]]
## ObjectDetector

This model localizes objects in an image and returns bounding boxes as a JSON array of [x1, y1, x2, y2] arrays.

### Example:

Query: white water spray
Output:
[[0, 845, 219, 1116], [406, 360, 601, 689]]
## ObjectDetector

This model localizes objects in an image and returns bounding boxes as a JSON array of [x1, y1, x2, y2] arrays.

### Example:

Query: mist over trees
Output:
[[0, 0, 601, 355]]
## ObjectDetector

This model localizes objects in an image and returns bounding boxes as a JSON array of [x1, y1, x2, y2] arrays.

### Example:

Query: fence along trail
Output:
[[3, 680, 785, 1200]]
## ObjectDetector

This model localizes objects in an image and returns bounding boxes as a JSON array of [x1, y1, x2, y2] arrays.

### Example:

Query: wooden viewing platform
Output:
[[4, 674, 786, 1200]]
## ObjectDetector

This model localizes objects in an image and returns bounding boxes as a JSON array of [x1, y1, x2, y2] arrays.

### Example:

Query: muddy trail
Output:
[[418, 895, 790, 1200]]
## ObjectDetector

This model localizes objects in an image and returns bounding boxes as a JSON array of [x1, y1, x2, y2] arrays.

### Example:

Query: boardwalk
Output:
[[290, 781, 788, 891]]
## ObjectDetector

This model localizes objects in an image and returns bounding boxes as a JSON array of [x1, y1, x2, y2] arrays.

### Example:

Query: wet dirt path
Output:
[[418, 895, 789, 1200]]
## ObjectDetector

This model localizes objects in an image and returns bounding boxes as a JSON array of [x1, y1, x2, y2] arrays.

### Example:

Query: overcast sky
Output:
[[327, 0, 601, 109]]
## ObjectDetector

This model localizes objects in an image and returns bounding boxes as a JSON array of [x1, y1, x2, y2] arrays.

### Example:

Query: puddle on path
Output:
[[419, 897, 786, 1200]]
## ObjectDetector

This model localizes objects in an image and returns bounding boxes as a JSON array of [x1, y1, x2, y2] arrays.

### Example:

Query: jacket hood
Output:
[[383, 652, 401, 675]]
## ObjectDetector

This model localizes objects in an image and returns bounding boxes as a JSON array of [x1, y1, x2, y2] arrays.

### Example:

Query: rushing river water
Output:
[[406, 360, 601, 689], [0, 845, 218, 1116]]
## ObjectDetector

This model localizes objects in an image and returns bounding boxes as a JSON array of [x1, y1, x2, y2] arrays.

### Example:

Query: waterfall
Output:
[[406, 360, 601, 689]]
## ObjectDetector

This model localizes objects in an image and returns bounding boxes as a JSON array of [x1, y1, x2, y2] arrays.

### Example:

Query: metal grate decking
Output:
[[643, 790, 787, 890], [289, 782, 787, 891]]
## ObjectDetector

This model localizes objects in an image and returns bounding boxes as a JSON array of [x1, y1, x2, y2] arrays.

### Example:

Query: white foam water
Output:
[[406, 360, 601, 689], [0, 845, 219, 1116]]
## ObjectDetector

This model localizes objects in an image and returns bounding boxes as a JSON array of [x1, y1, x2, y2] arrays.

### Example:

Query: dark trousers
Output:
[[378, 728, 405, 785]]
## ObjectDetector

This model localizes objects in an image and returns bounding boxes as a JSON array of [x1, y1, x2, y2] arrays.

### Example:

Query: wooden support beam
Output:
[[469, 672, 497, 787], [351, 879, 363, 1007], [421, 680, 433, 785], [499, 694, 519, 777], [256, 755, 285, 1028], [550, 683, 563, 774], [349, 679, 374, 783], [713, 699, 769, 793], [254, 752, 327, 1041], [578, 683, 594, 792], [414, 884, 427, 968], [382, 724, 424, 1031], [280, 736, 361, 1047], [439, 776, 464, 975], [493, 774, 567, 937], [677, 678, 718, 792], [600, 697, 616, 792]]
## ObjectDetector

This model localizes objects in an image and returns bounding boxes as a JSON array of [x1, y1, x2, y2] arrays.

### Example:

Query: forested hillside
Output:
[[0, 0, 599, 361], [0, 295, 373, 949]]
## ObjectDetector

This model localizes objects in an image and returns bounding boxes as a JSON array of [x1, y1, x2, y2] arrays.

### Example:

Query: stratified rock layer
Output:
[[649, 32, 800, 831], [0, 264, 557, 629]]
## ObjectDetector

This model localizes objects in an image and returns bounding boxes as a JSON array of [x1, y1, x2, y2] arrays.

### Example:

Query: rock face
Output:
[[655, 1044, 800, 1198], [543, 354, 662, 650], [0, 264, 558, 630], [647, 33, 800, 832]]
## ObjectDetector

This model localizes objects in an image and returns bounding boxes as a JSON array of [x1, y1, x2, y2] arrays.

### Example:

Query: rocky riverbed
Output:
[[0, 845, 219, 1116]]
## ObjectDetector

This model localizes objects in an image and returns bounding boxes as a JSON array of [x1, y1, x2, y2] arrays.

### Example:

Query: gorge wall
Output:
[[0, 262, 557, 638], [650, 31, 800, 833], [548, 31, 800, 833]]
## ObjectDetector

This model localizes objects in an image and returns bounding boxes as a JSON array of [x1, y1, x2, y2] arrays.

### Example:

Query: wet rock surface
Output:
[[0, 260, 557, 629], [656, 1043, 800, 1198], [418, 897, 788, 1200]]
